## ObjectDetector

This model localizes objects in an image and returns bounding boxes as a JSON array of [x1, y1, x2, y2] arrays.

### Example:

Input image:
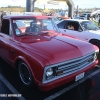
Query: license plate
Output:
[[75, 72, 85, 81]]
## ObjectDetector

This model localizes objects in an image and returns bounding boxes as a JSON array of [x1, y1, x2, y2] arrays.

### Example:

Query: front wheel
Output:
[[18, 61, 33, 87]]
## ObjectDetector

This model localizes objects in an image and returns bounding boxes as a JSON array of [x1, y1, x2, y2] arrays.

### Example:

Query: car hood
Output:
[[88, 30, 100, 35], [18, 35, 95, 65]]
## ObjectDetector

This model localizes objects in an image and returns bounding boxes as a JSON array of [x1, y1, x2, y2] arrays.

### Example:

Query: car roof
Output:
[[65, 19, 89, 22], [57, 19, 89, 24], [3, 15, 50, 19]]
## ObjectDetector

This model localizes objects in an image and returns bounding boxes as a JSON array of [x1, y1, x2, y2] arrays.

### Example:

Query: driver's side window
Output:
[[65, 21, 80, 31], [1, 19, 10, 35], [64, 22, 75, 30]]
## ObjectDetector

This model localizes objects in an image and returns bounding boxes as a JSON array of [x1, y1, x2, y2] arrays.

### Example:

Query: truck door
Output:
[[0, 19, 12, 62]]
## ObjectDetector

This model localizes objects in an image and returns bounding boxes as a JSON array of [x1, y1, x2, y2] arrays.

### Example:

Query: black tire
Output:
[[18, 61, 33, 87]]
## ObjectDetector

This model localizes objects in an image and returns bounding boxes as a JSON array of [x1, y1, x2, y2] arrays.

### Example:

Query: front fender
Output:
[[85, 31, 100, 42], [14, 54, 50, 84]]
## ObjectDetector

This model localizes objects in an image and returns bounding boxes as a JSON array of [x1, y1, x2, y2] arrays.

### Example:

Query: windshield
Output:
[[80, 21, 99, 30], [12, 18, 60, 36], [52, 17, 60, 24]]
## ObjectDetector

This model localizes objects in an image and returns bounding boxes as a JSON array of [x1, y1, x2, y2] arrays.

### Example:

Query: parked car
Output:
[[0, 15, 99, 91], [73, 16, 81, 19], [79, 13, 91, 20], [56, 16, 70, 20], [57, 19, 100, 48]]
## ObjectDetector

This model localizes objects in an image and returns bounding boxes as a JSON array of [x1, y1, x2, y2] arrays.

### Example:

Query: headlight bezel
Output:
[[46, 68, 54, 79], [43, 65, 57, 83]]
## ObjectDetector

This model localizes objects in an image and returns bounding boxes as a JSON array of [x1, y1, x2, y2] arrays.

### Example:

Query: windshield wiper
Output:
[[17, 32, 37, 36], [37, 31, 50, 35]]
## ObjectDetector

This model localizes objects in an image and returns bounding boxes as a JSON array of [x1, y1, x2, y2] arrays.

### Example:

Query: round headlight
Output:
[[46, 68, 53, 77], [94, 50, 99, 60]]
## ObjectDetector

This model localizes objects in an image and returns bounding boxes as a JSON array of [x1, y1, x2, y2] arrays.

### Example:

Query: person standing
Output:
[[0, 11, 7, 31], [87, 14, 90, 20], [98, 14, 100, 27], [1, 11, 7, 21]]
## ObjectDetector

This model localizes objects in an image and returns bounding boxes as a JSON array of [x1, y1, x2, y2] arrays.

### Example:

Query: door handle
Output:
[[11, 49, 14, 54]]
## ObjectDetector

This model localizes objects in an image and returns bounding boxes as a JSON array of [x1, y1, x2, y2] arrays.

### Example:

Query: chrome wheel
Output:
[[18, 62, 33, 86]]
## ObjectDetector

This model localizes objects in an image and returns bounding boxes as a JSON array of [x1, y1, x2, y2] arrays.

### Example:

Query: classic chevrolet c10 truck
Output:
[[0, 15, 99, 91]]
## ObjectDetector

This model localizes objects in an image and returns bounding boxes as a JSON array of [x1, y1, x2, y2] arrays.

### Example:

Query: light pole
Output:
[[32, 0, 37, 12], [12, 0, 17, 7], [12, 0, 17, 12], [26, 0, 37, 12]]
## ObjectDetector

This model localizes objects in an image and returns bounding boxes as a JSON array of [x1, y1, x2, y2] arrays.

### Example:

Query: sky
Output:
[[0, 0, 100, 9]]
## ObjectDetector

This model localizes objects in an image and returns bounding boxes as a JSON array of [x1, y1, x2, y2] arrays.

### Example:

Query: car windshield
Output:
[[52, 17, 60, 23], [80, 21, 99, 30], [12, 18, 60, 36]]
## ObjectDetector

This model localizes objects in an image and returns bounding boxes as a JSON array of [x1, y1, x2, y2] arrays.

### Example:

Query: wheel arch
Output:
[[14, 56, 35, 78], [89, 38, 100, 43], [89, 38, 100, 48], [14, 55, 45, 84]]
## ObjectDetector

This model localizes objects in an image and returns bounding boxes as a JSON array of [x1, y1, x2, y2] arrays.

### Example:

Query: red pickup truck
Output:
[[0, 15, 99, 91]]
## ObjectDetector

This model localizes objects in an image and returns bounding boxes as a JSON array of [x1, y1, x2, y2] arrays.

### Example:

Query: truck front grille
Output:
[[56, 53, 95, 76]]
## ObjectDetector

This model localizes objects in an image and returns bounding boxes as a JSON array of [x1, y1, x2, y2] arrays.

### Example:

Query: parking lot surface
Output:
[[0, 57, 100, 100]]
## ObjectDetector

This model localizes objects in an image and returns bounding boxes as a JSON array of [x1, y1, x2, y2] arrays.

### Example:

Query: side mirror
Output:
[[78, 29, 83, 32], [81, 24, 86, 30]]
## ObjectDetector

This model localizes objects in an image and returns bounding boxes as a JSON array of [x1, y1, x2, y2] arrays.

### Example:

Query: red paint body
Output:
[[0, 15, 98, 91]]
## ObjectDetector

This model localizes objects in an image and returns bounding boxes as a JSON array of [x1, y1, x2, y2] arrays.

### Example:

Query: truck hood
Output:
[[18, 35, 95, 65]]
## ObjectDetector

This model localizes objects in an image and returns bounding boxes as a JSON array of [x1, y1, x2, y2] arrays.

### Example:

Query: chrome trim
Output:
[[42, 52, 96, 84], [57, 55, 93, 70]]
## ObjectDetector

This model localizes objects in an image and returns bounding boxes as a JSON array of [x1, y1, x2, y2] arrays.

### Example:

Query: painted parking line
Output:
[[44, 67, 100, 100], [0, 73, 26, 100]]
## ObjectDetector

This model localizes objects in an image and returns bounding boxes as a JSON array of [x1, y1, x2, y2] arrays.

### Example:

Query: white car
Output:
[[57, 19, 100, 48]]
